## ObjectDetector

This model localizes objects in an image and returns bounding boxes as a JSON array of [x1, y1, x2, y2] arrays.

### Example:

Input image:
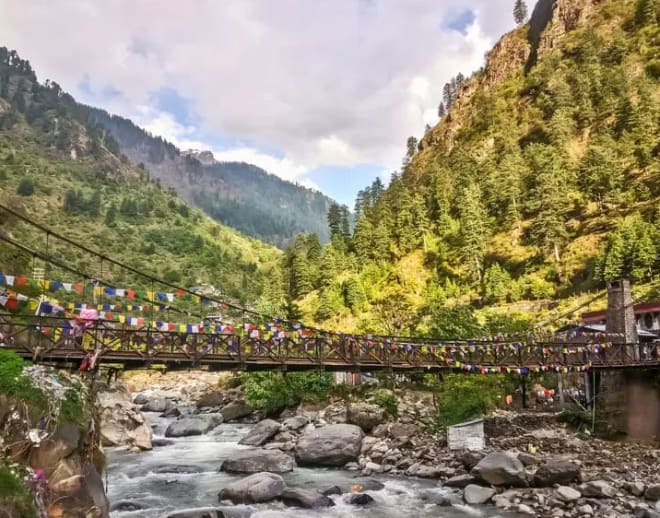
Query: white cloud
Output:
[[2, 0, 518, 186]]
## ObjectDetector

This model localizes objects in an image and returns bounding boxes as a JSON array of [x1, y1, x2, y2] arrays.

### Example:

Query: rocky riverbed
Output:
[[102, 376, 660, 518]]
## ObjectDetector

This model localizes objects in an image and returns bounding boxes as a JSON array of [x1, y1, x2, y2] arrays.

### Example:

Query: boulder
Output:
[[517, 452, 540, 466], [464, 484, 496, 505], [219, 400, 253, 421], [239, 419, 281, 446], [346, 403, 386, 432], [133, 393, 150, 405], [458, 450, 485, 470], [471, 451, 527, 487], [282, 416, 309, 431], [580, 480, 616, 498], [346, 493, 374, 505], [321, 486, 342, 496], [646, 484, 660, 500], [166, 510, 225, 518], [141, 398, 174, 413], [295, 424, 364, 467], [625, 481, 645, 497], [161, 406, 181, 418], [556, 485, 581, 502], [221, 449, 294, 474], [218, 472, 286, 504], [281, 488, 335, 508], [533, 460, 580, 486], [165, 415, 223, 438], [98, 388, 152, 450]]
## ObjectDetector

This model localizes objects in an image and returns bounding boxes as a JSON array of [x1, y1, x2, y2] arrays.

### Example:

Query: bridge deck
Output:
[[2, 316, 659, 373]]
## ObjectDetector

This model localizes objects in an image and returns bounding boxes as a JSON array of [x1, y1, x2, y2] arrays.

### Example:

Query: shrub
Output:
[[0, 351, 49, 418], [16, 177, 34, 196], [371, 388, 399, 417], [435, 374, 514, 429], [241, 372, 333, 416]]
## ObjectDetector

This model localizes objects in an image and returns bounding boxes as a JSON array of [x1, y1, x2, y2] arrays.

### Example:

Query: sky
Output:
[[2, 0, 519, 206]]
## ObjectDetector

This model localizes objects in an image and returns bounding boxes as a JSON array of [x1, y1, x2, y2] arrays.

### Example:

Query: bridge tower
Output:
[[605, 279, 638, 346]]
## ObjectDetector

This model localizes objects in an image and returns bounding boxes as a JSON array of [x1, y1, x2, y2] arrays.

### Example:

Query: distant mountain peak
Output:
[[182, 149, 216, 166]]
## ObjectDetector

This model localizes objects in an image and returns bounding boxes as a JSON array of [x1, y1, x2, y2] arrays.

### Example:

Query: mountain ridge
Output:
[[84, 106, 335, 247]]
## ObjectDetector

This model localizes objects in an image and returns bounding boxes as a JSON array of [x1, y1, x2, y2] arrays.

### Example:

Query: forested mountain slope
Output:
[[0, 48, 281, 308], [283, 0, 660, 336], [85, 108, 334, 247]]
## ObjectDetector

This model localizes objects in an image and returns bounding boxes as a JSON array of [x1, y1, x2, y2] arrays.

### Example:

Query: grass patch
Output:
[[0, 350, 48, 417], [0, 463, 37, 518]]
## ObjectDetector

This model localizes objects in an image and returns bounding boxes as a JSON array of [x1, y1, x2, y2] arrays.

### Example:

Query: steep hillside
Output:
[[0, 47, 282, 309], [283, 0, 660, 335], [85, 108, 334, 247]]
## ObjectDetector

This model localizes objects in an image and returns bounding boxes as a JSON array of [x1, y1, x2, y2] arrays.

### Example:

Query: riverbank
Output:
[[103, 371, 660, 518]]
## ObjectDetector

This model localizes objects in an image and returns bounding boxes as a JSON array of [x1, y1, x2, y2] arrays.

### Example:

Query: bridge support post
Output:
[[520, 374, 527, 409]]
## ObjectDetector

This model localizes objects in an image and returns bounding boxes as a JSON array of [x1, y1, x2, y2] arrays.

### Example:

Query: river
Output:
[[106, 411, 518, 517]]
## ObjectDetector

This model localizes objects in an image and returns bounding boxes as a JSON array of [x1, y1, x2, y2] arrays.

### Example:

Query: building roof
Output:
[[582, 302, 660, 322], [557, 323, 658, 339]]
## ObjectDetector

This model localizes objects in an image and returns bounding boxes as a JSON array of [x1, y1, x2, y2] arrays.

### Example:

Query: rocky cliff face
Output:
[[0, 365, 109, 518], [420, 0, 604, 154]]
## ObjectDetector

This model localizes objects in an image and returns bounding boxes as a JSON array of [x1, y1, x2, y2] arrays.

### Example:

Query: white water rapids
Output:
[[106, 412, 520, 517]]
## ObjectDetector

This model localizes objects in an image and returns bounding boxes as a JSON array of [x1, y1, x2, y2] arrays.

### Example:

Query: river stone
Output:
[[221, 449, 294, 473], [346, 403, 386, 432], [625, 481, 645, 497], [281, 488, 335, 508], [219, 400, 253, 421], [646, 484, 660, 500], [295, 424, 364, 466], [153, 465, 203, 474], [282, 416, 309, 431], [166, 509, 225, 518], [464, 484, 496, 505], [218, 472, 286, 504], [321, 486, 343, 496], [471, 451, 527, 487], [533, 460, 580, 486], [346, 493, 374, 506], [142, 398, 174, 413], [239, 419, 281, 446], [133, 393, 150, 405], [444, 474, 476, 488], [165, 415, 223, 437], [580, 480, 616, 498], [556, 485, 581, 502]]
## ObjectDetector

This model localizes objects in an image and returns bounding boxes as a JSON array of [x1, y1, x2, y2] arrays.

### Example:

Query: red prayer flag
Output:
[[127, 289, 136, 299], [6, 298, 17, 310], [16, 276, 27, 286], [74, 284, 84, 294]]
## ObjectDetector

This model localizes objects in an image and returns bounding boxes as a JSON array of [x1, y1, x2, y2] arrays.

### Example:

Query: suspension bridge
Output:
[[1, 204, 659, 374]]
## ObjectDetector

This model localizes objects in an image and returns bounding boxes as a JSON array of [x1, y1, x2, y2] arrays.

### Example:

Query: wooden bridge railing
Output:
[[1, 314, 658, 371]]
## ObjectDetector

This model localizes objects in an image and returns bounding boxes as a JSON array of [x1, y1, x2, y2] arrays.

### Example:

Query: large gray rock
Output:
[[646, 484, 660, 500], [444, 474, 476, 488], [295, 424, 364, 467], [281, 489, 335, 508], [220, 400, 253, 421], [580, 480, 616, 498], [239, 419, 281, 446], [98, 388, 152, 450], [346, 403, 386, 432], [218, 472, 286, 504], [556, 485, 581, 502], [141, 398, 175, 413], [471, 451, 528, 487], [165, 415, 223, 438], [221, 449, 294, 474], [533, 460, 580, 486], [464, 484, 496, 505], [282, 416, 309, 431]]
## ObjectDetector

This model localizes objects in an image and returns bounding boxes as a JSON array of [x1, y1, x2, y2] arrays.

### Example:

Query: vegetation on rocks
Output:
[[0, 462, 37, 518], [240, 372, 334, 415]]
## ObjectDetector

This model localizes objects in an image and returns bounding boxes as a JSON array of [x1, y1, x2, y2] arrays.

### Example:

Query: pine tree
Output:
[[513, 0, 528, 25], [458, 182, 489, 281], [105, 204, 117, 225], [636, 0, 658, 26], [327, 203, 342, 239], [438, 102, 446, 118], [340, 206, 351, 243]]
